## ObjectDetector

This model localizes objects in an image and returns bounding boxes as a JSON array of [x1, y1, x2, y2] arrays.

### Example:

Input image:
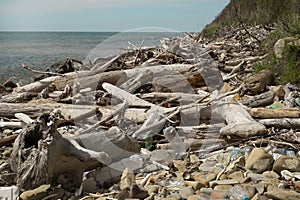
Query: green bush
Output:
[[202, 24, 220, 39], [281, 44, 300, 83]]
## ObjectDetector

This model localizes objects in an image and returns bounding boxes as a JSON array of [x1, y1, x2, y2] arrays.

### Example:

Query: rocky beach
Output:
[[1, 1, 300, 200]]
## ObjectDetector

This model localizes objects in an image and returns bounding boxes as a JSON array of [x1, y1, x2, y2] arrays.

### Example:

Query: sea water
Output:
[[0, 31, 180, 83]]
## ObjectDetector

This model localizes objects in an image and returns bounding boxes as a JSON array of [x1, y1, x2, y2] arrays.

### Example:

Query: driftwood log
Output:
[[10, 111, 140, 192], [214, 103, 266, 138], [247, 107, 300, 118], [241, 91, 275, 107], [259, 118, 300, 129]]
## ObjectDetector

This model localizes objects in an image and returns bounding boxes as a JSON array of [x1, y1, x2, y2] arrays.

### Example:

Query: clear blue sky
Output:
[[0, 0, 229, 32]]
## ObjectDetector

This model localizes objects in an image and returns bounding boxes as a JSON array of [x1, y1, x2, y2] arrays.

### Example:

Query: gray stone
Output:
[[274, 37, 296, 59], [252, 158, 273, 173], [116, 190, 130, 200], [179, 186, 194, 199], [168, 191, 182, 200], [145, 185, 160, 194], [130, 184, 149, 199], [120, 168, 135, 190], [273, 155, 300, 174], [245, 148, 273, 171], [265, 188, 300, 200], [82, 177, 97, 193]]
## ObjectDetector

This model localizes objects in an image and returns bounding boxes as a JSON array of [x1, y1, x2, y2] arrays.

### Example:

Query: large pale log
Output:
[[247, 107, 300, 118], [214, 103, 266, 138], [140, 92, 208, 102], [0, 102, 147, 123], [10, 112, 140, 192], [13, 64, 195, 94], [77, 64, 195, 91], [0, 92, 37, 103], [102, 82, 171, 113], [259, 118, 300, 128]]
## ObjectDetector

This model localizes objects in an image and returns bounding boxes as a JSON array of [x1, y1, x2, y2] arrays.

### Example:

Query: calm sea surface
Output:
[[0, 32, 179, 83]]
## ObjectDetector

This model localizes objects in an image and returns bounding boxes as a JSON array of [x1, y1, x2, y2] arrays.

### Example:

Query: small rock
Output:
[[265, 188, 300, 200], [20, 185, 50, 200], [251, 193, 269, 200], [120, 168, 136, 190], [82, 177, 97, 193], [173, 160, 186, 172], [227, 171, 244, 182], [116, 190, 130, 200], [184, 181, 202, 190], [130, 183, 149, 199], [209, 179, 239, 188], [274, 37, 296, 59], [179, 186, 194, 199], [273, 155, 300, 174], [187, 195, 200, 200], [252, 158, 273, 173], [3, 129, 13, 135], [246, 172, 263, 182], [167, 191, 181, 200], [294, 181, 300, 193], [262, 171, 280, 187], [191, 173, 208, 188], [255, 182, 265, 194], [210, 190, 229, 199], [213, 185, 231, 191], [189, 155, 199, 163], [145, 185, 160, 194], [242, 185, 256, 199], [3, 149, 12, 157], [245, 148, 274, 172]]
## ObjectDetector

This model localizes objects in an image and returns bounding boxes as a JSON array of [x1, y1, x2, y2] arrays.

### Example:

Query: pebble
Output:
[[2, 148, 12, 157], [265, 188, 300, 200], [184, 181, 202, 190], [213, 185, 232, 191], [245, 148, 273, 171], [3, 129, 13, 135], [129, 183, 149, 199], [82, 177, 97, 193], [120, 168, 135, 190], [273, 156, 300, 173], [145, 185, 160, 194], [187, 195, 199, 200], [179, 186, 194, 199]]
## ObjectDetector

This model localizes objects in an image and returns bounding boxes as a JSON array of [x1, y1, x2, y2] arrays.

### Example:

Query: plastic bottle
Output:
[[229, 186, 249, 200]]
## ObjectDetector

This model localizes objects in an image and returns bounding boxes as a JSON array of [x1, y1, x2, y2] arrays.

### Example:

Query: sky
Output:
[[0, 0, 230, 32]]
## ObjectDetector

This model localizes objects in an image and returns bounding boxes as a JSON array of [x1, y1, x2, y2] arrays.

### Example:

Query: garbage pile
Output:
[[0, 24, 300, 200]]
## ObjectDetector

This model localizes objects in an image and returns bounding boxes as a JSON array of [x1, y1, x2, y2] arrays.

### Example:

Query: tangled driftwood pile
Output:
[[0, 25, 300, 199]]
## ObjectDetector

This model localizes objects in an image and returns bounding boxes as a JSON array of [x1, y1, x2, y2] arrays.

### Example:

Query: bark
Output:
[[247, 107, 300, 118], [259, 118, 300, 129], [10, 111, 140, 192], [240, 90, 275, 107]]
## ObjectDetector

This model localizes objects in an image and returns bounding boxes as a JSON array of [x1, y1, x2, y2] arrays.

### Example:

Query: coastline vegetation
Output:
[[201, 0, 300, 85]]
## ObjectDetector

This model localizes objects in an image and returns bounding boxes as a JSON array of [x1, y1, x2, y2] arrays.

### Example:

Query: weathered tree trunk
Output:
[[240, 90, 275, 107], [214, 103, 266, 138], [259, 118, 300, 129], [10, 111, 140, 192], [0, 102, 147, 122], [247, 107, 300, 118]]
